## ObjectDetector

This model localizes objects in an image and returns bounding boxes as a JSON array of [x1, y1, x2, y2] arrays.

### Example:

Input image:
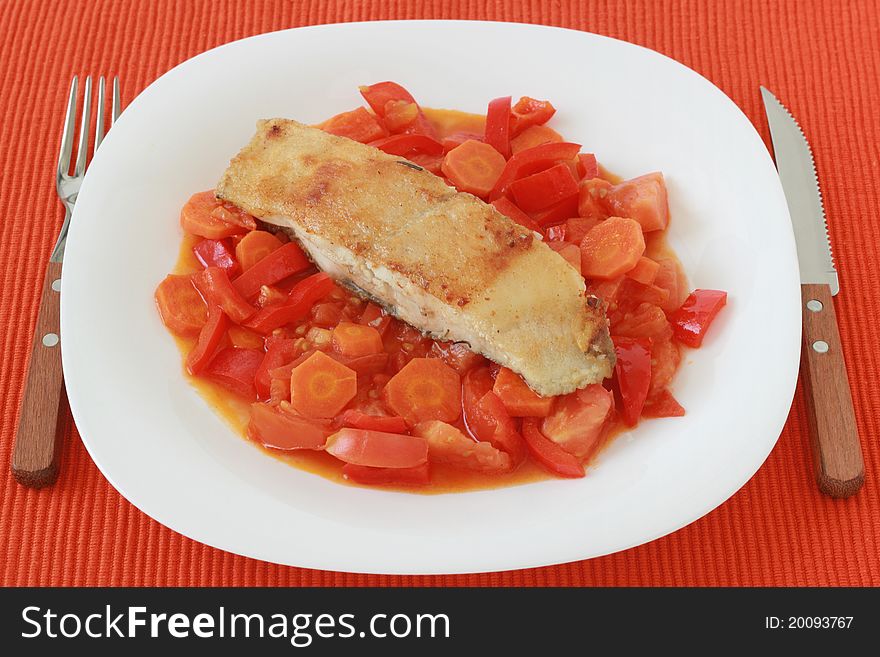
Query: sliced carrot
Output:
[[440, 140, 506, 198], [290, 351, 357, 419], [185, 304, 227, 375], [179, 191, 246, 239], [331, 321, 384, 358], [154, 274, 207, 337], [235, 230, 283, 271], [510, 125, 563, 154], [492, 367, 554, 417], [319, 107, 388, 143], [382, 358, 462, 426], [580, 217, 646, 279], [626, 256, 660, 285]]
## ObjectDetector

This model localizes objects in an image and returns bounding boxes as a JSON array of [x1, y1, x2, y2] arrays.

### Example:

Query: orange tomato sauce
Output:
[[168, 107, 683, 493]]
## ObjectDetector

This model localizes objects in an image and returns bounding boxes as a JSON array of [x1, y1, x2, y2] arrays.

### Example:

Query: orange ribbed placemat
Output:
[[1, 0, 878, 586]]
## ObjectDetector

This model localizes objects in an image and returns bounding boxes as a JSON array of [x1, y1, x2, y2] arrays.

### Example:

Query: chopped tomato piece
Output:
[[490, 196, 542, 233], [548, 242, 582, 275], [669, 289, 728, 348], [179, 191, 247, 239], [414, 421, 512, 473], [359, 81, 416, 116], [383, 358, 462, 426], [325, 428, 428, 468], [588, 277, 624, 307], [381, 100, 419, 132], [509, 97, 556, 136], [578, 178, 612, 220], [493, 367, 554, 417], [358, 302, 391, 336], [541, 384, 613, 459], [232, 242, 312, 300], [442, 131, 483, 153], [370, 133, 444, 156], [191, 266, 256, 323], [428, 341, 484, 374], [612, 302, 670, 341], [626, 256, 660, 285], [310, 302, 344, 328], [484, 96, 512, 158], [509, 163, 579, 213], [613, 336, 652, 426], [441, 140, 506, 198], [653, 258, 687, 312], [331, 321, 384, 358], [154, 274, 207, 337], [202, 347, 263, 399], [320, 107, 388, 143], [649, 337, 681, 396], [245, 272, 336, 335], [641, 389, 686, 418], [510, 125, 562, 154], [580, 217, 646, 279], [489, 141, 581, 200], [602, 172, 669, 232], [545, 224, 566, 242], [254, 337, 298, 399], [522, 418, 584, 478], [619, 278, 671, 308], [340, 409, 408, 433], [235, 230, 283, 271], [193, 238, 239, 276], [576, 153, 599, 180], [248, 402, 329, 450], [185, 304, 228, 375], [473, 391, 527, 465], [342, 462, 430, 485], [564, 216, 600, 245], [290, 351, 357, 419], [227, 325, 264, 350]]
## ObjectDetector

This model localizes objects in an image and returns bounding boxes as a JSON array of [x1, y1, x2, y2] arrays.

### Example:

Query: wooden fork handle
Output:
[[800, 284, 864, 498], [12, 261, 65, 488]]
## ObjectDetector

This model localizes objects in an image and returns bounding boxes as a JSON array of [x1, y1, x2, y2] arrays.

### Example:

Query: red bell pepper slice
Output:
[[340, 409, 409, 433], [641, 389, 686, 418], [490, 197, 542, 233], [254, 337, 298, 400], [442, 131, 484, 153], [186, 304, 228, 375], [509, 97, 556, 136], [192, 238, 239, 276], [191, 266, 256, 323], [484, 96, 512, 159], [342, 462, 430, 486], [669, 289, 728, 348], [202, 347, 264, 399], [532, 194, 580, 227], [232, 242, 313, 299], [369, 134, 443, 156], [613, 336, 653, 426], [521, 418, 585, 478], [489, 141, 581, 200], [576, 153, 599, 180], [509, 163, 580, 213], [245, 272, 336, 334]]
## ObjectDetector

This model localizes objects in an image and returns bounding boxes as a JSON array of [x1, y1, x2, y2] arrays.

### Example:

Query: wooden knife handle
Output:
[[12, 261, 65, 488], [800, 283, 864, 498]]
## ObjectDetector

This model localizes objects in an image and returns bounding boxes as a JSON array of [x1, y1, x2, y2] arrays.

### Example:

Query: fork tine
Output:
[[57, 76, 78, 179], [111, 76, 121, 124], [93, 76, 106, 156], [73, 76, 92, 177]]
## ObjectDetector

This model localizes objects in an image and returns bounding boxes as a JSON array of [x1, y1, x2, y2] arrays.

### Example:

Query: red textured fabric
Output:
[[1, 0, 879, 586]]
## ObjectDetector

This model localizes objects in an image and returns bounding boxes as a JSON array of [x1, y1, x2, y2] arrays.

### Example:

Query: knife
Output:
[[761, 87, 864, 498]]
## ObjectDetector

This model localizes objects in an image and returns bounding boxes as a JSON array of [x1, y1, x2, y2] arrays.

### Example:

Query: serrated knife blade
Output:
[[760, 86, 839, 295], [760, 86, 863, 498]]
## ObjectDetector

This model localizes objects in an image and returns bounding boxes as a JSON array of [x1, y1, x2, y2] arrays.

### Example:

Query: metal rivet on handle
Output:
[[42, 333, 59, 347], [51, 279, 62, 292], [812, 340, 829, 354], [806, 299, 823, 312]]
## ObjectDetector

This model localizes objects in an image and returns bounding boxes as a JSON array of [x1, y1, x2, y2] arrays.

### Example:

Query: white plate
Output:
[[63, 20, 801, 574]]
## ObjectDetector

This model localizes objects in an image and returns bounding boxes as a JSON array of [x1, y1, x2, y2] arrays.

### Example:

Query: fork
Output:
[[11, 76, 121, 488]]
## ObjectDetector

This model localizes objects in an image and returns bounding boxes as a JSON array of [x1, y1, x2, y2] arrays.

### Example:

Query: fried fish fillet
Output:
[[216, 119, 613, 396]]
